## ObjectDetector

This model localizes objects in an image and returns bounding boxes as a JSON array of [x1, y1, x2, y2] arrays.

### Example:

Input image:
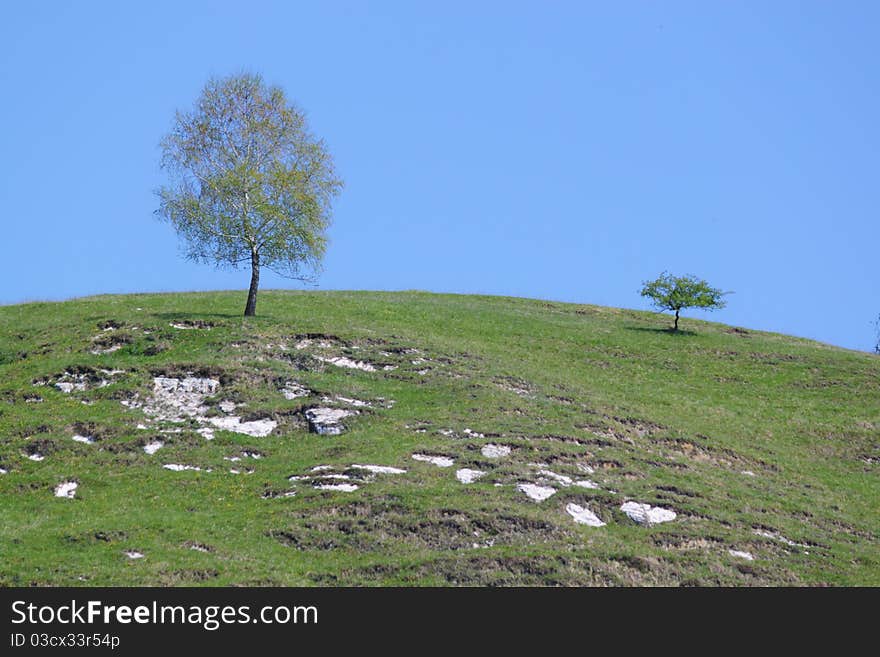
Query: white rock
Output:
[[573, 479, 601, 490], [481, 444, 511, 458], [456, 468, 486, 484], [218, 400, 237, 413], [72, 434, 95, 444], [0, 468, 7, 475], [412, 454, 455, 468], [314, 483, 359, 492], [566, 503, 606, 527], [169, 322, 208, 330], [281, 382, 310, 399], [753, 529, 807, 548], [163, 464, 204, 472], [143, 441, 163, 455], [317, 356, 377, 372], [208, 416, 277, 438], [332, 396, 372, 408], [538, 469, 573, 486], [197, 427, 215, 440], [729, 549, 754, 560], [129, 376, 219, 423], [576, 464, 595, 474], [311, 465, 334, 472], [463, 428, 485, 438], [517, 483, 556, 502], [27, 453, 45, 462], [124, 551, 144, 559], [305, 407, 356, 435], [262, 490, 297, 499], [620, 501, 677, 525], [54, 481, 78, 498], [351, 464, 407, 475], [90, 344, 123, 355], [741, 470, 757, 477]]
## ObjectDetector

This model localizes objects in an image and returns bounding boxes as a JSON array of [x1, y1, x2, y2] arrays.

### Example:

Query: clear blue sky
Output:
[[1, 1, 877, 351]]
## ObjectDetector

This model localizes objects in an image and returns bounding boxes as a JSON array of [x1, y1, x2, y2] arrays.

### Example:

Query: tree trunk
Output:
[[244, 250, 260, 317], [673, 308, 680, 332]]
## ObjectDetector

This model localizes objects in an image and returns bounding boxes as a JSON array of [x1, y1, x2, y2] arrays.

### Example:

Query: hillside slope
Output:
[[0, 290, 877, 586]]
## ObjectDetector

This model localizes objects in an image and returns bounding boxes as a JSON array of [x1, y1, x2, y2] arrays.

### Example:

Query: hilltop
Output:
[[0, 290, 877, 585]]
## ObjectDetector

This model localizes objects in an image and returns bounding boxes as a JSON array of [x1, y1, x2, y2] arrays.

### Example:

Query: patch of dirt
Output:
[[24, 438, 58, 458], [65, 530, 128, 544], [90, 332, 133, 355], [272, 505, 568, 553], [653, 438, 760, 471], [610, 416, 666, 438], [160, 569, 219, 584], [654, 535, 724, 551], [655, 485, 703, 499], [493, 376, 535, 397], [97, 320, 125, 331]]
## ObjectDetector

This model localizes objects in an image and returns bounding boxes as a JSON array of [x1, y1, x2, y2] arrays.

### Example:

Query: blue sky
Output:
[[1, 1, 877, 351]]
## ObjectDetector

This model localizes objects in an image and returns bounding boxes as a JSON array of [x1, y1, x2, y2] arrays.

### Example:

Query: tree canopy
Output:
[[157, 72, 343, 315], [640, 272, 728, 331]]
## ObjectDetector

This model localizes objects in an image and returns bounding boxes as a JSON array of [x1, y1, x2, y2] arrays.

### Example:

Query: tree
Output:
[[157, 73, 343, 316], [639, 272, 728, 332]]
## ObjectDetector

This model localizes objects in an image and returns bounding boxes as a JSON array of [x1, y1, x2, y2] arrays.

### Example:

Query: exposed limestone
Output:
[[412, 454, 455, 468], [566, 503, 606, 527], [143, 441, 163, 455], [456, 468, 485, 484], [351, 464, 407, 475], [304, 407, 357, 435], [753, 529, 809, 548], [281, 382, 311, 400], [620, 501, 676, 525], [517, 483, 556, 502], [481, 444, 511, 458], [124, 551, 144, 559], [72, 434, 95, 445], [262, 490, 297, 499], [314, 483, 359, 492], [163, 464, 208, 472], [90, 344, 123, 355], [207, 416, 277, 438], [126, 376, 219, 423], [48, 368, 123, 394], [729, 549, 755, 560], [54, 481, 78, 498]]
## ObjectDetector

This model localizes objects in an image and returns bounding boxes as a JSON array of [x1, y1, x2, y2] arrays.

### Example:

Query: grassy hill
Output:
[[0, 290, 877, 586]]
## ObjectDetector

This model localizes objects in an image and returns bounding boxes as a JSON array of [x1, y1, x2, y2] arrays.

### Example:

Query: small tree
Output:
[[640, 272, 728, 332], [157, 73, 343, 316]]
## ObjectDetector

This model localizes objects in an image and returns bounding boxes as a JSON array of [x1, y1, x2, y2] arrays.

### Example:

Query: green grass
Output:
[[0, 289, 877, 586]]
